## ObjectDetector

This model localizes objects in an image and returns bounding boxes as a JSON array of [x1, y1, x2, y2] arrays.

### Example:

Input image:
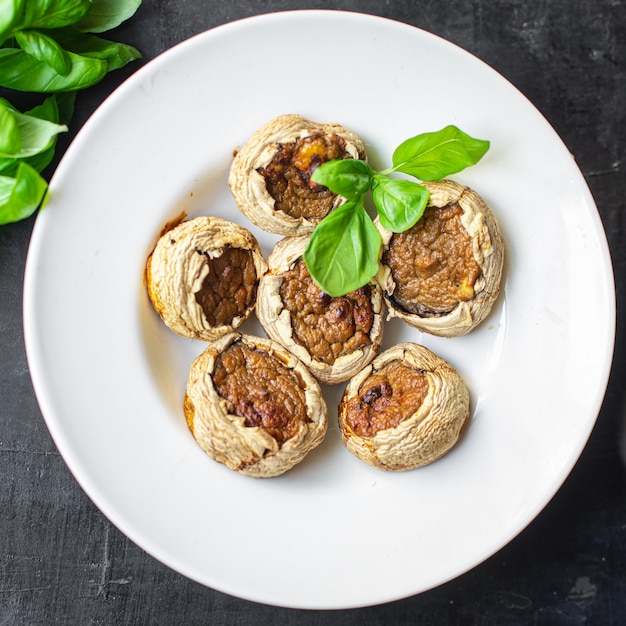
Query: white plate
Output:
[[23, 11, 615, 609]]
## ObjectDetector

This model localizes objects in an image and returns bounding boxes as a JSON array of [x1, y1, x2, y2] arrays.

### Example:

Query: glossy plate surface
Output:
[[23, 11, 615, 609]]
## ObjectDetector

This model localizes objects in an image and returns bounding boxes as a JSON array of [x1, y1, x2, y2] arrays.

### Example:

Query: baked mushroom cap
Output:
[[146, 216, 267, 340], [228, 114, 367, 236], [376, 180, 504, 337], [256, 235, 385, 384], [338, 342, 470, 471], [184, 333, 328, 478]]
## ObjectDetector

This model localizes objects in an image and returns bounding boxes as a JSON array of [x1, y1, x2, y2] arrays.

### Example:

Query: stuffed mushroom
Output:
[[228, 114, 367, 236], [184, 333, 328, 477], [256, 235, 385, 384], [376, 180, 504, 337], [146, 216, 267, 340], [338, 342, 471, 471]]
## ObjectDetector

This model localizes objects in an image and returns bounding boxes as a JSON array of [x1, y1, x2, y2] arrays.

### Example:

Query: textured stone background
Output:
[[1, 1, 624, 624]]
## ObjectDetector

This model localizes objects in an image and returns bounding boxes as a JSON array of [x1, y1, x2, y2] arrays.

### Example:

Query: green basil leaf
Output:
[[0, 94, 63, 174], [22, 143, 55, 173], [0, 47, 108, 91], [0, 0, 24, 44], [49, 91, 76, 125], [26, 92, 61, 123], [0, 158, 18, 176], [310, 158, 372, 200], [21, 0, 92, 30], [6, 110, 66, 158], [0, 150, 56, 177], [0, 161, 47, 224], [0, 143, 56, 177], [372, 175, 430, 232], [15, 29, 72, 75], [76, 0, 142, 33], [53, 27, 141, 71], [26, 94, 71, 171], [0, 95, 64, 173], [391, 125, 490, 181], [303, 199, 381, 297], [0, 102, 21, 155]]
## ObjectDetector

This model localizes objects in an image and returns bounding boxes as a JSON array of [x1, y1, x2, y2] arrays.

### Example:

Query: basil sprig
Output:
[[303, 125, 489, 297], [0, 0, 142, 225]]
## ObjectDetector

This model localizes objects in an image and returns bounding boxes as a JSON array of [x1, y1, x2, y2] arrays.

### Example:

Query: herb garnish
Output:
[[0, 0, 143, 225], [303, 125, 489, 297]]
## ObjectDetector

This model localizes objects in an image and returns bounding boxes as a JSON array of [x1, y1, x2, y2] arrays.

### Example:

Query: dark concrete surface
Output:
[[1, 1, 624, 623]]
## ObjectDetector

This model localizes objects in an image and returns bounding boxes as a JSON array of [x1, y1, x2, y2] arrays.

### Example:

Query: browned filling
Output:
[[195, 245, 258, 326], [213, 342, 308, 445], [257, 131, 351, 220], [279, 257, 374, 365], [383, 202, 482, 316], [343, 362, 430, 437]]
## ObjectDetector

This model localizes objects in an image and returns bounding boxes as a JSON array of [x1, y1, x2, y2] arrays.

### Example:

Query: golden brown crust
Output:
[[256, 235, 385, 384], [146, 216, 267, 340], [184, 333, 328, 478], [228, 114, 367, 236], [376, 180, 504, 337], [338, 342, 470, 471]]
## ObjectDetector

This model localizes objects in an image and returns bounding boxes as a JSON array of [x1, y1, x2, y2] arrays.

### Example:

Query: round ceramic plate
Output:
[[23, 11, 615, 609]]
